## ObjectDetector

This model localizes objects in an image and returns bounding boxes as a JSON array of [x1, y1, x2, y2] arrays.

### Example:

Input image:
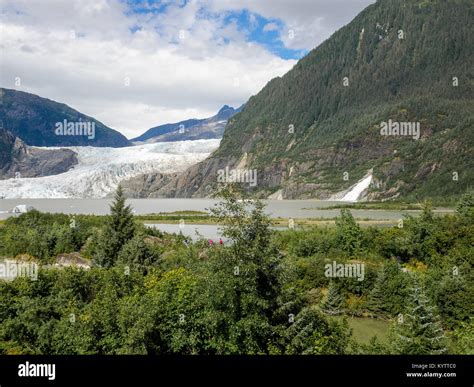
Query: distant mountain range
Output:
[[0, 85, 243, 192], [127, 0, 473, 202], [132, 104, 244, 143], [0, 87, 242, 149], [0, 88, 130, 147]]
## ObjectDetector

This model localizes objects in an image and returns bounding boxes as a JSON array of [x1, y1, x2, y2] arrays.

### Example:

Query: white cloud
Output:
[[263, 22, 279, 32], [207, 0, 375, 50], [0, 0, 373, 139]]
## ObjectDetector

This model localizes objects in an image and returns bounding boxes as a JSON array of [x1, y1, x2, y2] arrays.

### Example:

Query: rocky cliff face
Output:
[[0, 128, 78, 179], [118, 172, 178, 198]]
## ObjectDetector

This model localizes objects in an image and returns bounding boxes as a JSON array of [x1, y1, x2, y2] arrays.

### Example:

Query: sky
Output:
[[0, 0, 375, 139]]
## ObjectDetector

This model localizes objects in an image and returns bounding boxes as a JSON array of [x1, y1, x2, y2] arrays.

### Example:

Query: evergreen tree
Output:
[[204, 184, 284, 354], [117, 234, 160, 274], [285, 307, 351, 354], [420, 201, 434, 223], [436, 267, 473, 329], [94, 185, 135, 267], [367, 265, 389, 317], [391, 277, 447, 355], [367, 259, 408, 317], [452, 318, 474, 355], [335, 209, 361, 255], [321, 281, 343, 316], [405, 202, 437, 262], [456, 189, 474, 222]]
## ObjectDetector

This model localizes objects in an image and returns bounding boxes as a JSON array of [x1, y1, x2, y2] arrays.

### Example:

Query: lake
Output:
[[0, 198, 453, 221], [145, 223, 289, 241]]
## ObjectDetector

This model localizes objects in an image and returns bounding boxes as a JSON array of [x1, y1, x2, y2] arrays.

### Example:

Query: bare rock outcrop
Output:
[[0, 128, 78, 179]]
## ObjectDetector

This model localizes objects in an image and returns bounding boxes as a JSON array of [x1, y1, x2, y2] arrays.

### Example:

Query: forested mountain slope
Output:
[[0, 88, 131, 147], [147, 0, 473, 201]]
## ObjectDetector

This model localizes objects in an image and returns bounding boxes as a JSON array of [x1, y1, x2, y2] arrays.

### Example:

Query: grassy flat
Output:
[[334, 316, 391, 344]]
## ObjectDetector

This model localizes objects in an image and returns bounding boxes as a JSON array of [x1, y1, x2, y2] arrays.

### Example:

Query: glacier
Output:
[[0, 139, 220, 199]]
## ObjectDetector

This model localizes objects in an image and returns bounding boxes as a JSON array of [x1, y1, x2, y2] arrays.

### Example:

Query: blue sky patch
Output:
[[122, 1, 306, 60]]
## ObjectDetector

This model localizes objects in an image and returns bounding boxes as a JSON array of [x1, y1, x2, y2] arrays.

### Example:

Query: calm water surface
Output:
[[0, 198, 452, 221]]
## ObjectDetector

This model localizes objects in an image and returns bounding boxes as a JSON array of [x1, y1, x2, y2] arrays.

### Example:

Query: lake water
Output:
[[146, 223, 225, 241], [0, 198, 452, 221], [145, 223, 288, 241]]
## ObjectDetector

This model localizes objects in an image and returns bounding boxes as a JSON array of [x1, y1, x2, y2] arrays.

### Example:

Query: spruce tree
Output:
[[118, 233, 159, 274], [335, 209, 361, 255], [367, 264, 389, 317], [391, 277, 447, 354], [456, 189, 474, 222], [367, 259, 406, 317], [205, 184, 283, 354], [321, 281, 343, 316], [94, 185, 135, 267]]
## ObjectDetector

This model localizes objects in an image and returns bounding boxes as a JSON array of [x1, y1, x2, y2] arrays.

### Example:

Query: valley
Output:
[[0, 0, 472, 365]]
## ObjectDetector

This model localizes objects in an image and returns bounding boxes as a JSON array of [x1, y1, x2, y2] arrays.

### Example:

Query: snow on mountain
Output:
[[0, 139, 220, 198]]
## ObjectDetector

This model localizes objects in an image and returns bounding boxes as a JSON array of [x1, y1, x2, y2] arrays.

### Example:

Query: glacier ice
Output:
[[0, 139, 220, 199]]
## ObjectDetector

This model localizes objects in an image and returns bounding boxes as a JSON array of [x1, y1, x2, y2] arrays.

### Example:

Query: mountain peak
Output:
[[132, 104, 242, 143], [217, 105, 233, 114]]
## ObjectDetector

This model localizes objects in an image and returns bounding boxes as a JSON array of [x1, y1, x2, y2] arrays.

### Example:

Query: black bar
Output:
[[0, 355, 471, 386]]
